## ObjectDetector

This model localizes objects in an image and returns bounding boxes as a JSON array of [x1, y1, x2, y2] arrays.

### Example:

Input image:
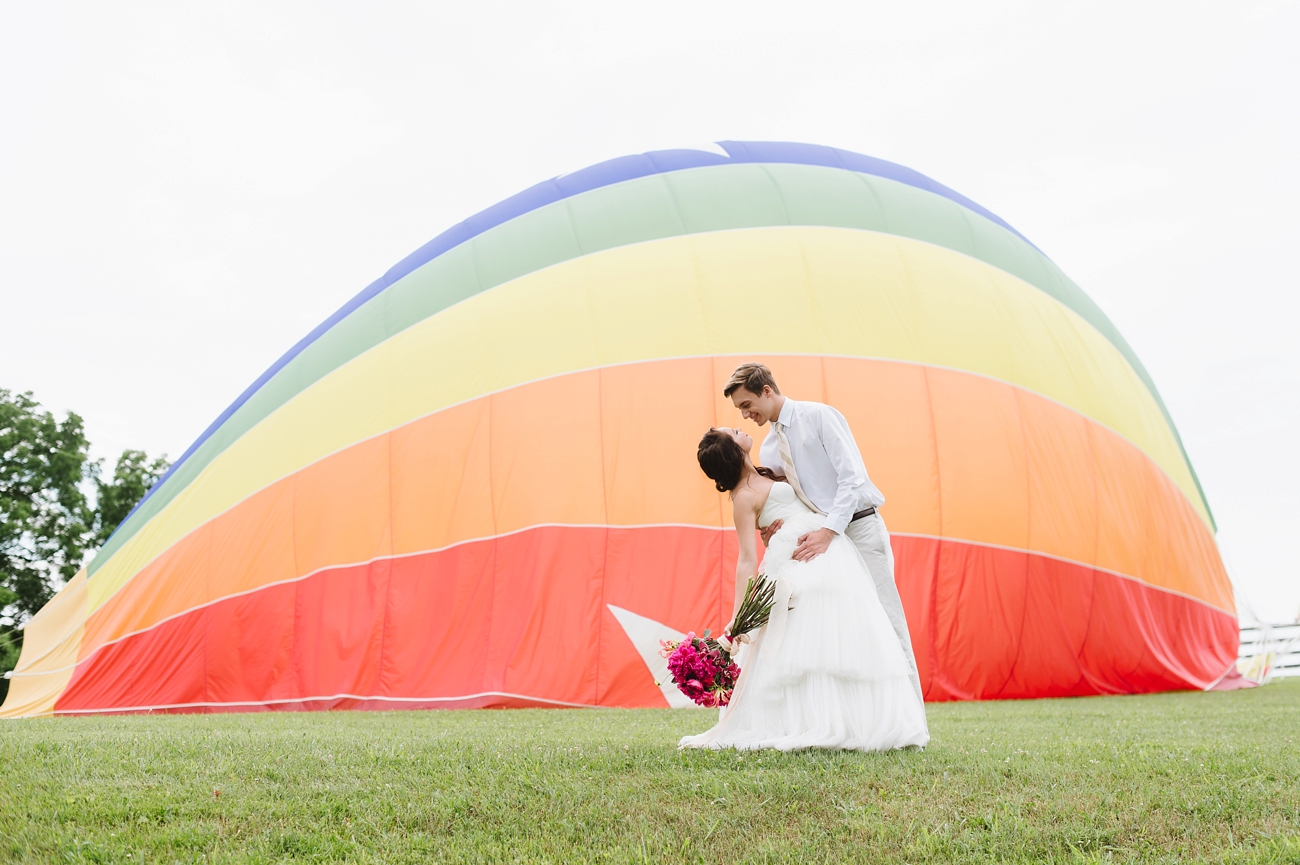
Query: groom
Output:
[[725, 362, 924, 704]]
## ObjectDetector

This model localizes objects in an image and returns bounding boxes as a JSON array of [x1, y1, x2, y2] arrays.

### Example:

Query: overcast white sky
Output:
[[2, 2, 1296, 621]]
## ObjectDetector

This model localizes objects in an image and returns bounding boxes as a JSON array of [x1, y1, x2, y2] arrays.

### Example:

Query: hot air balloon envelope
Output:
[[1, 142, 1237, 717]]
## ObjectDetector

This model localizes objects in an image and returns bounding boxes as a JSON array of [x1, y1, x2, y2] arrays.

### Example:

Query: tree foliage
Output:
[[0, 389, 95, 624], [93, 449, 170, 548], [1, 388, 169, 701]]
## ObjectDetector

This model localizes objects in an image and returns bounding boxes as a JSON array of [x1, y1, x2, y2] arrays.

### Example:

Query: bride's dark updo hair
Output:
[[697, 429, 744, 492], [697, 429, 781, 493]]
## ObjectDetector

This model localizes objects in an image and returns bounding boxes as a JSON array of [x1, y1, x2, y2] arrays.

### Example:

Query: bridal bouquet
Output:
[[658, 574, 778, 707]]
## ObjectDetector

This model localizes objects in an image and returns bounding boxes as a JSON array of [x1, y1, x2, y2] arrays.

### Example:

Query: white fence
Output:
[[1238, 622, 1300, 681]]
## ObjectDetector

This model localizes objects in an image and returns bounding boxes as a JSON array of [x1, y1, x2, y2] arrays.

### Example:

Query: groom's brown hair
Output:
[[724, 363, 780, 398]]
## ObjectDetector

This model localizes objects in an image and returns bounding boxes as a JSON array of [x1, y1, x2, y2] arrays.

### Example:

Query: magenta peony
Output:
[[660, 631, 741, 707]]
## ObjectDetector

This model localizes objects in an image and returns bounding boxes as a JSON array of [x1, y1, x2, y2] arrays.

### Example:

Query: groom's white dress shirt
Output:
[[758, 398, 884, 535]]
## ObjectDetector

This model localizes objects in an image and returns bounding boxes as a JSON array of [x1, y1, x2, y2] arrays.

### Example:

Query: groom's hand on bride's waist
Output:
[[759, 520, 783, 547], [792, 528, 835, 562]]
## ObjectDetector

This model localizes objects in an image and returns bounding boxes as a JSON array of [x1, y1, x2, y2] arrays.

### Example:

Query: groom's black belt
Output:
[[850, 506, 877, 523]]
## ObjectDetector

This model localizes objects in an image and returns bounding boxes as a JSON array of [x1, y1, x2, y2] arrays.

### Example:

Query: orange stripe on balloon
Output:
[[740, 356, 1232, 612], [79, 355, 1229, 660]]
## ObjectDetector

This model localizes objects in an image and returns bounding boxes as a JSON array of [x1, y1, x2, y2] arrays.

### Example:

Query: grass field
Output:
[[1, 680, 1297, 864]]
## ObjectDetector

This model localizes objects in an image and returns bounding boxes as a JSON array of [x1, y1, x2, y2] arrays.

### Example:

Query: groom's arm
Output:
[[817, 407, 872, 536], [791, 407, 870, 562]]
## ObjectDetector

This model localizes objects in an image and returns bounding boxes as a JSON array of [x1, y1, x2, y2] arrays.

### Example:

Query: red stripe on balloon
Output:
[[54, 528, 1236, 714], [56, 526, 737, 714], [895, 535, 1238, 700]]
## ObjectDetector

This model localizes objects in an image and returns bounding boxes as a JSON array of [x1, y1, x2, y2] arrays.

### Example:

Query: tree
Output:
[[1, 389, 95, 702], [93, 449, 170, 548], [1, 389, 169, 702], [0, 389, 95, 623], [0, 628, 19, 697]]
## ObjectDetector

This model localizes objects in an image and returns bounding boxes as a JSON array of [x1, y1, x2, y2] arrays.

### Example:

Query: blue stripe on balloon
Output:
[[115, 142, 1033, 533]]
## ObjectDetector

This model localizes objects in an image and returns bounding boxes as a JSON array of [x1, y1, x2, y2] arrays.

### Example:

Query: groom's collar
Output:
[[773, 398, 800, 427]]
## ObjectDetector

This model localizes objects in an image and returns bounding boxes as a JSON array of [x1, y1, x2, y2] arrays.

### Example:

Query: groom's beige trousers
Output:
[[843, 513, 925, 705]]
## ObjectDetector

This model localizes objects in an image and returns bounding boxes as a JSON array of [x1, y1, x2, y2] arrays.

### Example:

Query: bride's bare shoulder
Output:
[[731, 484, 757, 508], [732, 476, 774, 513]]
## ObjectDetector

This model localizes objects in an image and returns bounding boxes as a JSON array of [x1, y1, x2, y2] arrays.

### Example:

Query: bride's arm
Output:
[[728, 491, 760, 632]]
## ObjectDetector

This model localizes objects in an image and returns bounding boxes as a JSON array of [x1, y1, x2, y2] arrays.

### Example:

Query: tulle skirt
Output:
[[679, 516, 929, 752]]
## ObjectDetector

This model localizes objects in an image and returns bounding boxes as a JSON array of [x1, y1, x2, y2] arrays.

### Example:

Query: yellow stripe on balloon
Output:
[[86, 226, 1206, 612], [0, 569, 87, 718]]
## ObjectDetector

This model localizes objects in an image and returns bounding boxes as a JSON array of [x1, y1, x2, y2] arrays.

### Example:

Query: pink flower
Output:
[[662, 632, 741, 707]]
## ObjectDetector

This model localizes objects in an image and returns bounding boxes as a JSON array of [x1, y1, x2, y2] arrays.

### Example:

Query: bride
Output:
[[680, 427, 929, 752]]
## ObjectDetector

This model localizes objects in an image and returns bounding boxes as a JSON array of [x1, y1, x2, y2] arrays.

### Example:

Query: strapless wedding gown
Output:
[[679, 482, 930, 752]]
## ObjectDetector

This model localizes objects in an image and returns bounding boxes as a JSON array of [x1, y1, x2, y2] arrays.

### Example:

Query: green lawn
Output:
[[1, 680, 1297, 864]]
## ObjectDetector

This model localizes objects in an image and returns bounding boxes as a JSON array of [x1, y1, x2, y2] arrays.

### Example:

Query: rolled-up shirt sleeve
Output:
[[817, 406, 873, 534]]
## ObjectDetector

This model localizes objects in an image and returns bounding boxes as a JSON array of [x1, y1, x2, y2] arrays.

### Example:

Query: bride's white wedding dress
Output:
[[679, 482, 930, 752]]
